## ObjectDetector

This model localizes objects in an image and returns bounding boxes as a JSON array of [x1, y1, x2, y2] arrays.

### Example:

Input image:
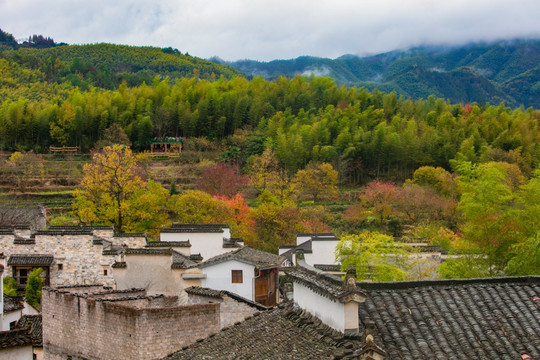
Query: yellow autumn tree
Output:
[[72, 145, 168, 235], [293, 162, 338, 202]]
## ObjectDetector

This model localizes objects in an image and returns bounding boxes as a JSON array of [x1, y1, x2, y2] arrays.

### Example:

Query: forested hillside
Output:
[[1, 29, 539, 278], [224, 39, 540, 108], [0, 29, 241, 91]]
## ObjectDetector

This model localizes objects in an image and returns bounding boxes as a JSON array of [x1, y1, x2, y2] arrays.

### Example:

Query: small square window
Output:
[[103, 269, 108, 276], [58, 264, 63, 271], [231, 270, 243, 284]]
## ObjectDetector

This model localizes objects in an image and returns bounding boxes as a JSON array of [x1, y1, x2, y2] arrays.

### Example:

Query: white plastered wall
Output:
[[160, 232, 234, 260], [308, 240, 340, 266], [293, 281, 345, 333], [201, 260, 255, 300]]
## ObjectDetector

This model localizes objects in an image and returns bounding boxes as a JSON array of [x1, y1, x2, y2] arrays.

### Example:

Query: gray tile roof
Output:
[[7, 254, 54, 266], [0, 328, 32, 350], [124, 248, 173, 255], [357, 277, 540, 359], [146, 241, 191, 248], [162, 305, 362, 360], [114, 232, 147, 238], [185, 286, 268, 311], [36, 229, 93, 236], [47, 225, 113, 230], [15, 315, 42, 347], [161, 224, 227, 233], [171, 251, 198, 269], [279, 240, 313, 264], [314, 264, 342, 272], [164, 275, 540, 360], [199, 247, 283, 269], [111, 261, 127, 268], [3, 294, 24, 313], [285, 266, 365, 302]]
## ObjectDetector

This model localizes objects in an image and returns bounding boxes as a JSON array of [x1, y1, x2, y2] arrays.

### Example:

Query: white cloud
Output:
[[1, 0, 539, 61]]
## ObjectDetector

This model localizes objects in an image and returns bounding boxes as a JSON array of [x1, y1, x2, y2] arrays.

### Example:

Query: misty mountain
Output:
[[220, 39, 540, 108]]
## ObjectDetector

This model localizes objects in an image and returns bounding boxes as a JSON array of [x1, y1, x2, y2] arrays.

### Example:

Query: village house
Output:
[[159, 224, 243, 261], [0, 225, 147, 289], [198, 246, 283, 306], [112, 247, 204, 302], [164, 254, 540, 359], [111, 244, 282, 306]]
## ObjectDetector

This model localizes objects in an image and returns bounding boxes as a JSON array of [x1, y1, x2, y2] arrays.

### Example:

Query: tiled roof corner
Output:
[[285, 266, 365, 303], [171, 251, 198, 269], [185, 286, 269, 311]]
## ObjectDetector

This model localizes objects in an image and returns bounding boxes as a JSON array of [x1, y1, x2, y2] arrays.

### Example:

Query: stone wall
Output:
[[109, 234, 147, 248], [42, 287, 220, 360], [0, 230, 119, 287], [188, 293, 260, 329]]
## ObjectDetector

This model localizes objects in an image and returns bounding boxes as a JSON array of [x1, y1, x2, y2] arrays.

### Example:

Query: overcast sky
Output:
[[1, 0, 540, 61]]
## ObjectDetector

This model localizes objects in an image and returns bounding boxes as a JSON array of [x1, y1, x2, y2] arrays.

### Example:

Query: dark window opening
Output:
[[58, 264, 63, 271], [232, 270, 243, 284]]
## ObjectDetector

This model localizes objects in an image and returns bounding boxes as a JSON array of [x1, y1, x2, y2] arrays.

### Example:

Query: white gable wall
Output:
[[160, 232, 235, 260], [308, 240, 340, 266], [201, 260, 255, 300], [296, 235, 311, 246], [293, 281, 345, 333]]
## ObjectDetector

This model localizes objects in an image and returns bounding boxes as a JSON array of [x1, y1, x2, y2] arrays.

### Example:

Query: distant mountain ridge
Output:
[[220, 39, 540, 108]]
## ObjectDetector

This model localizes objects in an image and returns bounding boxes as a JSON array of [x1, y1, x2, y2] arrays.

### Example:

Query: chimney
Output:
[[343, 268, 360, 335]]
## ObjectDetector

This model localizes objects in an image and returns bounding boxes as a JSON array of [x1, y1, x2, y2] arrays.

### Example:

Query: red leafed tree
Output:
[[214, 194, 256, 245], [360, 180, 399, 225], [197, 162, 249, 197]]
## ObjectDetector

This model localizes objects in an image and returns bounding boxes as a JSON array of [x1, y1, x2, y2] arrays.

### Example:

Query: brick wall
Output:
[[42, 288, 220, 360]]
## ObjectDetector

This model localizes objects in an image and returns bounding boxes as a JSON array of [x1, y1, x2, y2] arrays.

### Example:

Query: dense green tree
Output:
[[335, 231, 410, 281], [25, 268, 43, 308]]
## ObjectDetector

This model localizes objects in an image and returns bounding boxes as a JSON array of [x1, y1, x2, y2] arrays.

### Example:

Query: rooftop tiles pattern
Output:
[[357, 277, 540, 360], [162, 305, 362, 360], [199, 246, 283, 269], [162, 224, 227, 233], [171, 251, 198, 269], [185, 286, 268, 311], [15, 315, 42, 347], [8, 254, 54, 265], [3, 294, 24, 313], [146, 241, 191, 247], [285, 266, 364, 302], [0, 328, 32, 349]]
